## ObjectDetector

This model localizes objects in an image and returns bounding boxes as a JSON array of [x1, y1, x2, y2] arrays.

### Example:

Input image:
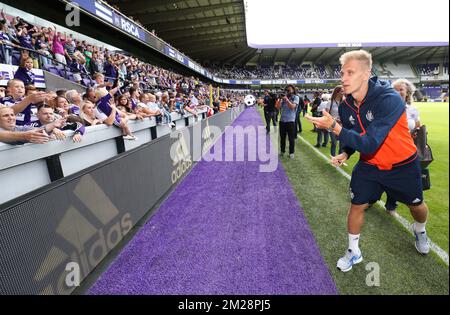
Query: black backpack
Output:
[[414, 125, 434, 169], [413, 125, 433, 190]]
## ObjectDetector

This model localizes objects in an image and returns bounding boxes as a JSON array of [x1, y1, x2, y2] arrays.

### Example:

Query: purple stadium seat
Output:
[[48, 67, 61, 76], [83, 78, 92, 87], [65, 72, 74, 81], [42, 63, 53, 72], [58, 69, 69, 78]]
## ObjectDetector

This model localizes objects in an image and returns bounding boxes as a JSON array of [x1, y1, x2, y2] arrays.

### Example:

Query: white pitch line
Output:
[[298, 135, 449, 266]]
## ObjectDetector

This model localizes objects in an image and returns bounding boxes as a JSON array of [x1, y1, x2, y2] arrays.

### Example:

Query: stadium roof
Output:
[[109, 0, 449, 66]]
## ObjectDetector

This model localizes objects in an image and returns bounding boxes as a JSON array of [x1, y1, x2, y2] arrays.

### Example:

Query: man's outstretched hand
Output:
[[305, 110, 334, 130]]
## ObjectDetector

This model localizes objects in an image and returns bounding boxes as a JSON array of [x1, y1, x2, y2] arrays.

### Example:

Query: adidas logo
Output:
[[34, 174, 132, 295], [170, 132, 192, 184]]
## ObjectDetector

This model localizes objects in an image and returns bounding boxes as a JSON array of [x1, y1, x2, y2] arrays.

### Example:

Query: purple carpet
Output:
[[88, 107, 337, 295]]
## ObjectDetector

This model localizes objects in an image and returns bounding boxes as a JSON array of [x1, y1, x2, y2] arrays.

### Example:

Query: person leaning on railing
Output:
[[0, 79, 49, 126], [30, 103, 85, 143], [0, 104, 64, 144], [94, 85, 136, 141], [79, 100, 102, 127]]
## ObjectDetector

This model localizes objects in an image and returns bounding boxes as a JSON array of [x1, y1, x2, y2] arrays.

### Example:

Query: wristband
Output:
[[327, 119, 337, 132]]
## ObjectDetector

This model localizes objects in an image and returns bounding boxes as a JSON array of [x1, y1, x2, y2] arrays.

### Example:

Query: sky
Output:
[[244, 0, 450, 48]]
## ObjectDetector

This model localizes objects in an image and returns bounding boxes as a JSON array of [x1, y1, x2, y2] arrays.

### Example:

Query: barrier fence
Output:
[[0, 105, 244, 295]]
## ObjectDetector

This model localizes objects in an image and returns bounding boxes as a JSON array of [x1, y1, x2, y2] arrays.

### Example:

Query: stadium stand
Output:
[[0, 6, 250, 248], [0, 9, 244, 103], [383, 63, 416, 78], [207, 62, 428, 81], [417, 63, 440, 76], [0, 3, 247, 206], [420, 86, 445, 100]]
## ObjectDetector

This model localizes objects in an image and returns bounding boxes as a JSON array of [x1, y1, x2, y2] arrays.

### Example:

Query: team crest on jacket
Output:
[[350, 188, 355, 200], [366, 110, 374, 122], [349, 116, 356, 125]]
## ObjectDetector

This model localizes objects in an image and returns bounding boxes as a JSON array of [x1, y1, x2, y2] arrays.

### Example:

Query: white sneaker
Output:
[[123, 135, 137, 141], [412, 223, 430, 255], [170, 122, 176, 128], [289, 153, 295, 159], [387, 210, 399, 218], [337, 249, 363, 272]]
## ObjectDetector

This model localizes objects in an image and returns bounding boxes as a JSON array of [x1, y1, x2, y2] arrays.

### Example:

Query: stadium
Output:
[[0, 0, 448, 302]]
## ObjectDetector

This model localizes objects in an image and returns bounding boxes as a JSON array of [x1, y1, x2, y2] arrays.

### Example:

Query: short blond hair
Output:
[[339, 50, 373, 70], [0, 104, 13, 114], [93, 72, 104, 80], [95, 88, 108, 101], [7, 79, 25, 88]]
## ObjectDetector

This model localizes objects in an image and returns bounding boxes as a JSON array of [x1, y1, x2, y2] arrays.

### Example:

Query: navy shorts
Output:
[[350, 156, 424, 206]]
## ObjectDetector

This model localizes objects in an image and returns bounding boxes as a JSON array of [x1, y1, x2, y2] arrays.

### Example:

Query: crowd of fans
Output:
[[0, 8, 210, 92], [281, 64, 333, 79], [0, 74, 243, 145], [417, 63, 440, 76], [209, 64, 338, 80], [0, 9, 245, 145], [209, 63, 394, 80]]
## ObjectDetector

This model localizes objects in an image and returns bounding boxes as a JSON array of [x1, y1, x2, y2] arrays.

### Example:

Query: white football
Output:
[[245, 95, 256, 106]]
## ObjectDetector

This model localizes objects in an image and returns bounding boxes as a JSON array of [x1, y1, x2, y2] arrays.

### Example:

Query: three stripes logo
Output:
[[34, 174, 132, 295], [202, 119, 214, 156], [170, 132, 192, 184], [94, 1, 113, 24]]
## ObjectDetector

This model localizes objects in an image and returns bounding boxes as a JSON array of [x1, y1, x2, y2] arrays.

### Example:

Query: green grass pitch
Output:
[[257, 103, 449, 294]]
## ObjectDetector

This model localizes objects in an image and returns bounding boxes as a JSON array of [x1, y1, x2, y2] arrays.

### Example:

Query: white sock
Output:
[[414, 221, 427, 233], [348, 233, 361, 254]]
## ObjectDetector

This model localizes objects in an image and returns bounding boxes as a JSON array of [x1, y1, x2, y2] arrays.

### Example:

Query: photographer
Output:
[[275, 85, 299, 159], [263, 89, 277, 133], [302, 95, 310, 117]]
